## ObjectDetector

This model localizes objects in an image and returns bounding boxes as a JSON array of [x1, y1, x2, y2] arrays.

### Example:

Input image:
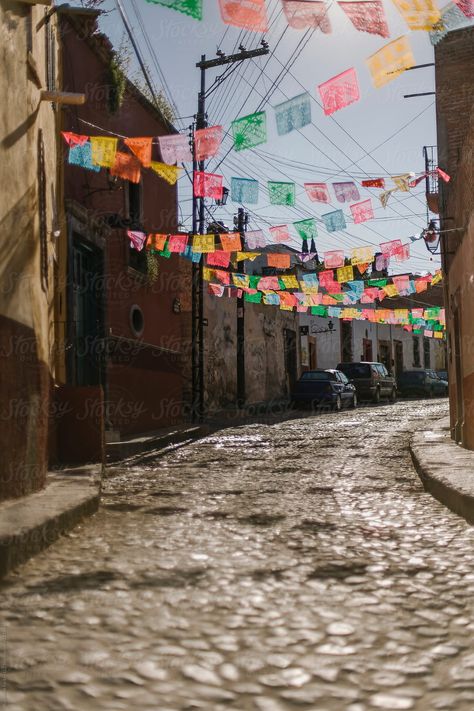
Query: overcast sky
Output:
[[92, 0, 461, 275]]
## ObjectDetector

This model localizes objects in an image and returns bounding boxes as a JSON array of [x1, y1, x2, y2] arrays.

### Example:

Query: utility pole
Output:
[[236, 207, 247, 407], [191, 43, 269, 423]]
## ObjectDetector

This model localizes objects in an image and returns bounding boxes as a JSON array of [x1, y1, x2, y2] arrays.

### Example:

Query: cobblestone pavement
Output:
[[2, 399, 474, 711]]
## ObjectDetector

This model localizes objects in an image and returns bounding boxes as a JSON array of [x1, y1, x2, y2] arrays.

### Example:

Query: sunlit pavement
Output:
[[2, 399, 474, 711]]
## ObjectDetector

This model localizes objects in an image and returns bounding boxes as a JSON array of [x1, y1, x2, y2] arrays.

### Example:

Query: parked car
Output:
[[436, 369, 448, 382], [397, 369, 448, 398], [336, 361, 397, 403], [292, 369, 357, 411]]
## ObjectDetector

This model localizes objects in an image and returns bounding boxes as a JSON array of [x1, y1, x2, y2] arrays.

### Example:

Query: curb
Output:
[[106, 425, 211, 464], [0, 468, 101, 579], [410, 416, 474, 525]]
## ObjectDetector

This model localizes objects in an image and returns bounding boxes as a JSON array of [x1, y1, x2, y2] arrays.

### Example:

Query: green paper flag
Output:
[[245, 292, 262, 303], [268, 181, 296, 206], [249, 275, 261, 289], [293, 218, 318, 241], [368, 279, 388, 287], [232, 111, 267, 152], [311, 306, 328, 316], [145, 0, 202, 20]]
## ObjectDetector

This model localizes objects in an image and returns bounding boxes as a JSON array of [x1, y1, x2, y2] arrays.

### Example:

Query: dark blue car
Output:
[[292, 369, 357, 411]]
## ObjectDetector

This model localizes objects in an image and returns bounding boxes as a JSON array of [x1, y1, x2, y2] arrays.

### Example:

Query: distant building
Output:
[[434, 25, 474, 446]]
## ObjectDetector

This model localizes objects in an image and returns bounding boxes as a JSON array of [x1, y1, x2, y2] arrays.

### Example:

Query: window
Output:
[[126, 182, 147, 273], [338, 363, 371, 378], [301, 371, 330, 381], [423, 338, 431, 369], [413, 336, 421, 367], [337, 372, 349, 384]]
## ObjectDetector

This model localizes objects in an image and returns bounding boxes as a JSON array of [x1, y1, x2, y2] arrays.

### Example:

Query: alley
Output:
[[2, 399, 474, 711]]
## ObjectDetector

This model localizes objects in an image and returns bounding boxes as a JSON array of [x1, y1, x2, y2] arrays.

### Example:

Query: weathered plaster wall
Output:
[[0, 2, 58, 498]]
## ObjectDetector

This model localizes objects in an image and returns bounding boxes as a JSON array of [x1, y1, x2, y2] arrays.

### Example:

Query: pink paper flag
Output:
[[324, 250, 345, 268], [454, 0, 474, 17], [393, 243, 410, 262], [319, 270, 335, 287], [214, 269, 231, 285], [282, 1, 332, 32], [437, 167, 451, 183], [333, 181, 360, 203], [318, 68, 360, 116], [245, 230, 267, 249], [269, 225, 290, 243], [392, 275, 410, 293], [259, 276, 281, 290], [304, 182, 330, 203], [194, 126, 223, 161], [128, 230, 147, 252], [350, 199, 374, 224], [337, 1, 389, 38], [207, 251, 231, 267], [158, 134, 193, 164], [194, 171, 223, 200], [380, 239, 402, 257], [168, 234, 188, 253], [209, 283, 225, 297], [219, 0, 268, 31]]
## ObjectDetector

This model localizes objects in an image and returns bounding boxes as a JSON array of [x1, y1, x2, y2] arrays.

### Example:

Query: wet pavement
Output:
[[2, 399, 474, 711]]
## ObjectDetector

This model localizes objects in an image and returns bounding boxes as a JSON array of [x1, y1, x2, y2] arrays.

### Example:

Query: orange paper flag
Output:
[[124, 137, 153, 167], [110, 151, 141, 184]]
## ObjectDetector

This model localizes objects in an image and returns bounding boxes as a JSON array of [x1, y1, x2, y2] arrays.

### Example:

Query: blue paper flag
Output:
[[68, 142, 100, 172], [322, 209, 347, 233]]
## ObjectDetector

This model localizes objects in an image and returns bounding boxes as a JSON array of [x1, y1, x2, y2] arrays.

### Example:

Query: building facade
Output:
[[54, 7, 188, 460], [435, 25, 474, 447], [0, 1, 60, 499]]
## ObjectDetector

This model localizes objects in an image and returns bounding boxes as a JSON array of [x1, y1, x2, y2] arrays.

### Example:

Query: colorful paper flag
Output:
[[350, 199, 374, 224], [337, 265, 354, 283], [322, 209, 347, 232], [145, 0, 202, 20], [282, 0, 332, 31], [267, 253, 291, 269], [193, 234, 215, 253], [379, 188, 397, 208], [268, 181, 296, 206], [318, 67, 360, 116], [150, 161, 181, 185], [454, 0, 474, 18], [245, 230, 266, 249], [333, 181, 360, 203], [380, 239, 402, 257], [231, 177, 259, 204], [366, 36, 415, 88], [351, 245, 375, 265], [362, 178, 385, 188], [232, 111, 267, 151], [147, 234, 167, 252], [110, 151, 141, 183], [274, 92, 312, 135], [393, 243, 410, 262], [207, 251, 231, 267], [437, 167, 451, 183], [219, 0, 268, 31], [124, 137, 152, 167], [220, 232, 242, 251], [194, 125, 223, 161], [392, 173, 411, 192], [304, 182, 330, 203], [158, 134, 193, 164], [293, 218, 318, 241], [128, 230, 147, 251], [324, 250, 345, 268], [62, 132, 89, 147], [194, 171, 223, 199], [168, 234, 188, 253], [68, 142, 100, 172], [337, 1, 389, 37], [392, 0, 441, 30], [269, 225, 291, 243], [430, 2, 474, 45], [90, 137, 118, 168]]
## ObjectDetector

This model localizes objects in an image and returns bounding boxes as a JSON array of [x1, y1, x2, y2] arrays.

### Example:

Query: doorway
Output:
[[362, 338, 373, 362], [69, 236, 104, 386], [308, 337, 317, 370], [284, 329, 298, 393], [394, 340, 403, 378]]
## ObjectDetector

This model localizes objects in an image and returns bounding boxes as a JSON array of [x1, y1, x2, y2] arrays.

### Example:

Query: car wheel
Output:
[[389, 387, 397, 403], [334, 394, 342, 412], [373, 387, 381, 404], [351, 393, 358, 409]]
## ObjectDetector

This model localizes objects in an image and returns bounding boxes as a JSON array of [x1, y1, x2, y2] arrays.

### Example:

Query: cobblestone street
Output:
[[2, 400, 474, 711]]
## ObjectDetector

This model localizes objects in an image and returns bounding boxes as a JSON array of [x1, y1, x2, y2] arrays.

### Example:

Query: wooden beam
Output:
[[40, 91, 86, 105], [16, 0, 52, 5]]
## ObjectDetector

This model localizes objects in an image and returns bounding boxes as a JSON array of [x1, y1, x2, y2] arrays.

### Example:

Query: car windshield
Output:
[[300, 372, 330, 381], [399, 372, 426, 382], [338, 364, 371, 378]]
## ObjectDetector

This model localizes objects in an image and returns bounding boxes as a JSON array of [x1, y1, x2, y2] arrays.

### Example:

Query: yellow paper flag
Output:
[[337, 265, 354, 283], [232, 274, 250, 288], [391, 0, 441, 31], [366, 36, 415, 89], [90, 137, 118, 168], [383, 284, 399, 297], [192, 235, 215, 253], [392, 173, 411, 192], [150, 161, 181, 185], [350, 246, 375, 265]]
